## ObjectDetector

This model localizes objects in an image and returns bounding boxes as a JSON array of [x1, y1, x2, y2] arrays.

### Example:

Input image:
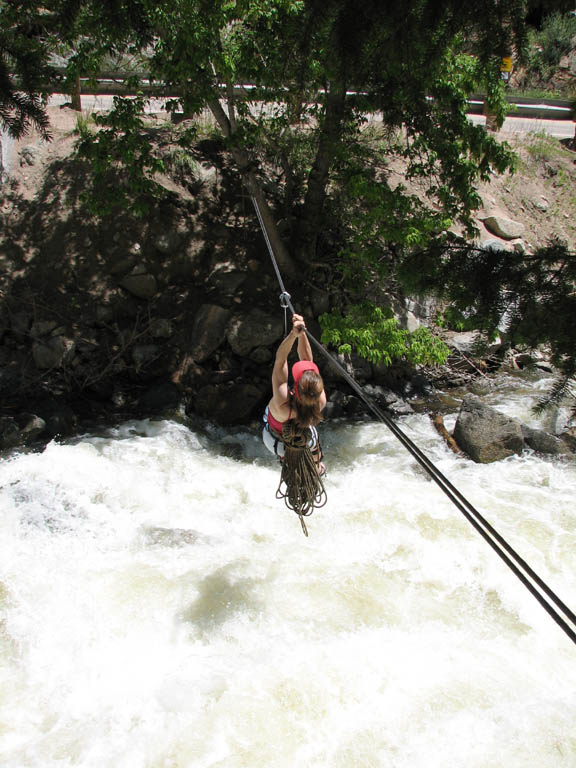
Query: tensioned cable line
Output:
[[251, 195, 576, 648]]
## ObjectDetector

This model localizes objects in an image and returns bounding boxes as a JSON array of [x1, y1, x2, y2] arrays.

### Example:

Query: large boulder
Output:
[[35, 399, 77, 439], [453, 396, 524, 463], [482, 216, 524, 240], [189, 305, 231, 362], [226, 309, 284, 357], [521, 425, 572, 456], [193, 381, 264, 423], [0, 413, 46, 450], [119, 267, 158, 299]]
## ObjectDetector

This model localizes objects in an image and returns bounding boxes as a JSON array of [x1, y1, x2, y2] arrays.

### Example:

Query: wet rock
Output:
[[362, 384, 401, 408], [142, 526, 202, 547], [35, 399, 77, 439], [193, 381, 264, 423], [453, 396, 524, 463], [513, 350, 554, 373], [0, 413, 46, 450], [138, 382, 182, 413], [323, 390, 349, 418], [521, 425, 572, 456]]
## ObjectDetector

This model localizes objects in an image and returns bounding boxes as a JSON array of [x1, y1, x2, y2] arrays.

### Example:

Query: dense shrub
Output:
[[527, 12, 576, 81]]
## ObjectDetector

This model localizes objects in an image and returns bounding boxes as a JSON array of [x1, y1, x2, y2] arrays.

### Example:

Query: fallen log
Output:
[[430, 412, 462, 454]]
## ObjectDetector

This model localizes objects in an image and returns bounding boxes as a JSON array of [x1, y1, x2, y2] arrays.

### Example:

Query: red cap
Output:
[[292, 360, 319, 399]]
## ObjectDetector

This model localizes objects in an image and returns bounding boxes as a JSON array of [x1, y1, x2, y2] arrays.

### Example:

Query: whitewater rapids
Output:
[[1, 373, 575, 767]]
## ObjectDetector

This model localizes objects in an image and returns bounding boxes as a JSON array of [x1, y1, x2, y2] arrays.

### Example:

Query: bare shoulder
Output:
[[269, 395, 291, 422]]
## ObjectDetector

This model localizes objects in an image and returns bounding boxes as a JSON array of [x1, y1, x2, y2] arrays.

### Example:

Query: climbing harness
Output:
[[276, 422, 327, 537], [250, 194, 576, 648]]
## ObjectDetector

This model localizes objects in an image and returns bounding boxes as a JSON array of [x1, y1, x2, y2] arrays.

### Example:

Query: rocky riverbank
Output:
[[1, 107, 575, 460]]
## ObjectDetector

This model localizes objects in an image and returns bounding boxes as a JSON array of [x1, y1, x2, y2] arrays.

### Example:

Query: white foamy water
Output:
[[1, 374, 576, 767]]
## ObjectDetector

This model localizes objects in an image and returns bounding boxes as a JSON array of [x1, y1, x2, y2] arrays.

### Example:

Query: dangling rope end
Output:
[[298, 514, 309, 537]]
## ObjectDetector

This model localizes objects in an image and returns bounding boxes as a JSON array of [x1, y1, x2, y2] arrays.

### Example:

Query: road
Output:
[[468, 113, 574, 139], [47, 93, 574, 140]]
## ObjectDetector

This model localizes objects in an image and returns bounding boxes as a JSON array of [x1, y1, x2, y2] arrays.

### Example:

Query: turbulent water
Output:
[[1, 373, 575, 767]]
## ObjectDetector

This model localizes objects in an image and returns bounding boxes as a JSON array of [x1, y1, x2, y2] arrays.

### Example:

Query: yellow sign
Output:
[[501, 57, 513, 73]]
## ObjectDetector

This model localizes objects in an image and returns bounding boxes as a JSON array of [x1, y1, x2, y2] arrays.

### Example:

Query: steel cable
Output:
[[251, 195, 576, 647]]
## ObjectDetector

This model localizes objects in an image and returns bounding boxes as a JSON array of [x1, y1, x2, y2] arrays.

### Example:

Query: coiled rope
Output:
[[251, 195, 576, 648], [276, 421, 327, 537]]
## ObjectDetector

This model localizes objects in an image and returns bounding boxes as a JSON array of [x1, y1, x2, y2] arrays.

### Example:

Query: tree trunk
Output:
[[294, 80, 348, 263], [70, 76, 82, 111], [208, 97, 296, 279]]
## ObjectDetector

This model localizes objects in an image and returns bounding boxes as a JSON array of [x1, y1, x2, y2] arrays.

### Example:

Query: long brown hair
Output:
[[291, 370, 324, 427]]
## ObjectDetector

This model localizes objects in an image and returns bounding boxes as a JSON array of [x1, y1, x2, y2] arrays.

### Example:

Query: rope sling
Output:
[[276, 421, 327, 537], [250, 195, 576, 648]]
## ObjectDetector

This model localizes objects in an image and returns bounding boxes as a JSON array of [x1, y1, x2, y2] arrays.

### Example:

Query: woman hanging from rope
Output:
[[263, 313, 327, 535]]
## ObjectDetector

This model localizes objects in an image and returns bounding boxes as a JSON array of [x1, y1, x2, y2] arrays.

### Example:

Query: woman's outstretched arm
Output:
[[296, 318, 313, 362]]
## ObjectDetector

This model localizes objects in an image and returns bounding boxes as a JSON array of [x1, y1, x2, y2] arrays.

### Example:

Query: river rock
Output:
[[138, 382, 182, 413], [193, 381, 264, 423], [35, 398, 77, 438], [208, 265, 247, 296], [189, 305, 231, 363], [482, 216, 525, 240], [120, 271, 158, 299], [32, 336, 74, 369], [0, 413, 46, 450], [226, 309, 284, 357], [453, 396, 524, 463], [521, 425, 572, 456], [444, 331, 483, 354], [153, 229, 182, 254], [31, 320, 58, 337]]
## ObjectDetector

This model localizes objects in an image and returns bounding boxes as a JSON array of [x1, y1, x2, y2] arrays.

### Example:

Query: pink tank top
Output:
[[267, 407, 288, 435]]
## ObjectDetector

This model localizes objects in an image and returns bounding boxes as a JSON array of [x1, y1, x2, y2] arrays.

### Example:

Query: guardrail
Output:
[[44, 73, 575, 121], [467, 93, 572, 120]]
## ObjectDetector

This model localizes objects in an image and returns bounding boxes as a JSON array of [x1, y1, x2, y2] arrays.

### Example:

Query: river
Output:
[[1, 372, 575, 767]]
